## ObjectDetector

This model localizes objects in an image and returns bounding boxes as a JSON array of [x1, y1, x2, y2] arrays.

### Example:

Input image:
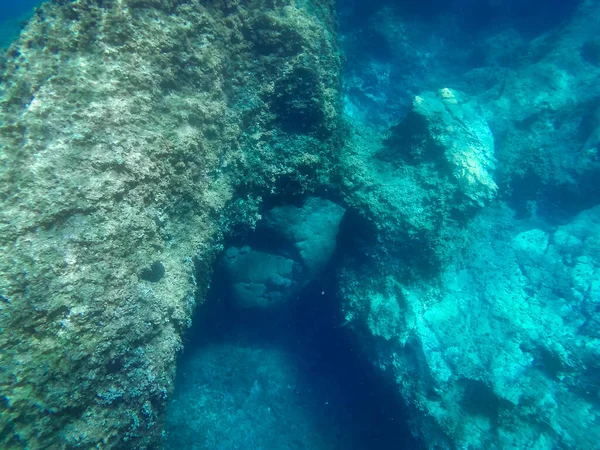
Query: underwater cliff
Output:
[[1, 0, 599, 449], [0, 0, 341, 447]]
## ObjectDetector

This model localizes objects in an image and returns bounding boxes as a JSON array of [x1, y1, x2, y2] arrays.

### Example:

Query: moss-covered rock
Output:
[[0, 0, 341, 447]]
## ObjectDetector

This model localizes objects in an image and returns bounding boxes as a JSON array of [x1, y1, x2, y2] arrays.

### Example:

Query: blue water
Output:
[[0, 0, 44, 48], [165, 264, 421, 449]]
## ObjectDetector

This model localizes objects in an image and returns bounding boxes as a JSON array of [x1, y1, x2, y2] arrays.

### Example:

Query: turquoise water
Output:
[[2, 0, 599, 449]]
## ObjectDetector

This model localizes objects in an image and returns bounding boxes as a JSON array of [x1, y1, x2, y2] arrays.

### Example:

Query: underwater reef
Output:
[[1, 0, 600, 449], [338, 0, 600, 448]]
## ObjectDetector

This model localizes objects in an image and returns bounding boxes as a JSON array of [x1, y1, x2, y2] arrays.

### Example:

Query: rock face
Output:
[[0, 0, 341, 447], [263, 197, 346, 277], [386, 88, 497, 209], [221, 246, 299, 309], [340, 87, 496, 282], [481, 0, 600, 216], [3, 0, 600, 449], [336, 1, 600, 449], [221, 197, 345, 310]]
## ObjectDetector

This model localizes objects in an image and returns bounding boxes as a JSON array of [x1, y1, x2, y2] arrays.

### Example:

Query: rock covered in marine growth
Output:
[[389, 87, 497, 209], [221, 197, 345, 310], [339, 87, 497, 280], [221, 246, 299, 309], [337, 17, 600, 444], [336, 1, 600, 449], [479, 0, 600, 215], [0, 0, 341, 447], [339, 202, 600, 450], [263, 196, 346, 277]]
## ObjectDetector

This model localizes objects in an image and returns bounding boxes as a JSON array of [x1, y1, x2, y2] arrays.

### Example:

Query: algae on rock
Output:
[[335, 1, 600, 449], [0, 0, 341, 447]]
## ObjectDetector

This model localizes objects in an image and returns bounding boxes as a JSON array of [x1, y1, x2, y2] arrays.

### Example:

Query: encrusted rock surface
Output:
[[262, 197, 346, 277], [0, 0, 340, 447], [3, 0, 600, 449], [221, 197, 345, 310], [221, 246, 298, 309], [336, 1, 600, 449]]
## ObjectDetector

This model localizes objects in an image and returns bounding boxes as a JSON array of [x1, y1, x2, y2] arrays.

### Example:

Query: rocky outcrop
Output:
[[339, 87, 496, 283], [385, 88, 497, 209], [336, 1, 600, 449], [0, 0, 341, 447], [480, 0, 600, 217]]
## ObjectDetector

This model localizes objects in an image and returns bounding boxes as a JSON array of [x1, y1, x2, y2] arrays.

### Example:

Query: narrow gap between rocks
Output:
[[164, 201, 422, 449]]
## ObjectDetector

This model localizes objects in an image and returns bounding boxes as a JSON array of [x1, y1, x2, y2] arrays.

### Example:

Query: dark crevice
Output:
[[167, 223, 422, 449]]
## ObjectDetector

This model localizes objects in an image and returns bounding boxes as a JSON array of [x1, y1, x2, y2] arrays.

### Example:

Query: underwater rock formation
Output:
[[382, 203, 600, 449], [221, 197, 345, 310], [385, 88, 497, 209], [2, 0, 600, 448], [0, 0, 341, 447], [221, 245, 298, 310], [340, 87, 496, 281], [336, 1, 600, 449], [262, 197, 346, 277], [479, 0, 600, 218]]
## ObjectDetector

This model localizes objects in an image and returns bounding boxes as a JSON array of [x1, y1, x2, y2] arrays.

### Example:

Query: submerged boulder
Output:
[[221, 197, 345, 310], [386, 87, 497, 209], [220, 246, 299, 309], [263, 197, 346, 276]]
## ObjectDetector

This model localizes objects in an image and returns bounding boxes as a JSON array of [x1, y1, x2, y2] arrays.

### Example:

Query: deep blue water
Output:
[[165, 262, 422, 449], [0, 0, 44, 48]]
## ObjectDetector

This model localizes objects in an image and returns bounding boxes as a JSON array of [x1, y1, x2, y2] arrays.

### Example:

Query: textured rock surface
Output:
[[339, 88, 495, 280], [385, 88, 497, 209], [263, 197, 346, 276], [220, 246, 298, 309], [0, 0, 340, 447], [339, 186, 600, 448], [3, 0, 600, 448], [336, 1, 600, 449], [221, 197, 345, 309], [477, 0, 600, 216]]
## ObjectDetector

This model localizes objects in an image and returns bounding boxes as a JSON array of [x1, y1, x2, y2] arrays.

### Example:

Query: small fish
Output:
[[0, 294, 10, 304]]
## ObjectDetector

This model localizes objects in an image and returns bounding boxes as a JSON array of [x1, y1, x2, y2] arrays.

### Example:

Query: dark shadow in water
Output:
[[180, 254, 422, 450]]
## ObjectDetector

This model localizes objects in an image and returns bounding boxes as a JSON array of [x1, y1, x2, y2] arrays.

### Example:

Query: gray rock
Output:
[[221, 197, 345, 310], [263, 197, 346, 276], [221, 246, 297, 310]]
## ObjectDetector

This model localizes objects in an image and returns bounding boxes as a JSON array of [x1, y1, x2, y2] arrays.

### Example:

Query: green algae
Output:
[[0, 0, 341, 447]]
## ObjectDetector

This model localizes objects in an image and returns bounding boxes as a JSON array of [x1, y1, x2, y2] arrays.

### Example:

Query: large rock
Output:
[[473, 0, 600, 218], [221, 197, 345, 310], [263, 197, 346, 276], [389, 87, 497, 208], [340, 203, 600, 449], [220, 246, 299, 309], [336, 2, 600, 448], [0, 0, 341, 447], [340, 88, 496, 279]]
